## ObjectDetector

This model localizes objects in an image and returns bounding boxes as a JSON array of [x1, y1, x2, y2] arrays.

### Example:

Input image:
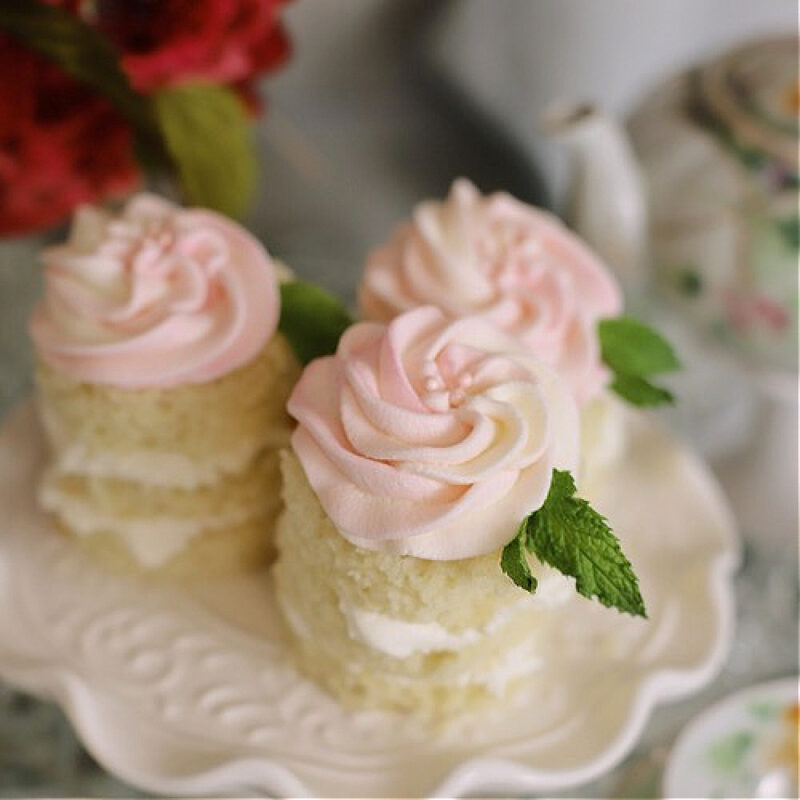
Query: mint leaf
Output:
[[153, 83, 256, 218], [599, 316, 680, 376], [279, 281, 353, 364], [500, 527, 537, 592], [610, 374, 674, 407], [599, 316, 679, 408], [503, 469, 647, 618]]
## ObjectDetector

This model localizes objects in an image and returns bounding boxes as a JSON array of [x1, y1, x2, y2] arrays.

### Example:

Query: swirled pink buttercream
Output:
[[289, 306, 579, 560], [359, 179, 622, 404], [30, 194, 280, 388]]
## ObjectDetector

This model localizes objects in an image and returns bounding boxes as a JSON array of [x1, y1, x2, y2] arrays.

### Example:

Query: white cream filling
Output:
[[38, 475, 270, 567], [277, 568, 572, 694], [339, 591, 568, 660], [320, 566, 573, 660], [40, 405, 289, 488], [488, 641, 544, 693], [341, 627, 547, 696], [279, 598, 550, 694], [450, 637, 545, 695], [341, 604, 481, 659]]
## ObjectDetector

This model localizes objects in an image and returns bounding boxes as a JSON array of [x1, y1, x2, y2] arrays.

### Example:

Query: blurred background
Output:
[[0, 0, 797, 795], [252, 0, 794, 278]]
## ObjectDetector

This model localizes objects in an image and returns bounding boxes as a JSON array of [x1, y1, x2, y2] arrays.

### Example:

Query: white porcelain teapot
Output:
[[546, 36, 798, 375]]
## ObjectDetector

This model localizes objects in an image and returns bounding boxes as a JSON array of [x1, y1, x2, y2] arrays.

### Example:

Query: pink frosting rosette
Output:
[[288, 306, 579, 560], [359, 179, 622, 404], [30, 193, 280, 388]]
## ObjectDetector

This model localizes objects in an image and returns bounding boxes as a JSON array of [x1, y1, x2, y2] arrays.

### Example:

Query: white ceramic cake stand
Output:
[[0, 400, 738, 797]]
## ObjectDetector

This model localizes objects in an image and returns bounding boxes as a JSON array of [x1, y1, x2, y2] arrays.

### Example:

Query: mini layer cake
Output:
[[359, 178, 628, 482], [274, 307, 580, 720], [31, 194, 299, 576]]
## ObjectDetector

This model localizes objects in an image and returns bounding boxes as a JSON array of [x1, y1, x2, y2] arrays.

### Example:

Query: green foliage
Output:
[[0, 5, 263, 216], [279, 281, 353, 364], [777, 216, 800, 251], [501, 470, 647, 617], [153, 84, 256, 218], [609, 374, 674, 407], [599, 316, 680, 407], [500, 528, 537, 593]]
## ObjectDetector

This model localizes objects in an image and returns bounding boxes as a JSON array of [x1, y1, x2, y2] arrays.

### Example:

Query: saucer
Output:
[[663, 676, 799, 798]]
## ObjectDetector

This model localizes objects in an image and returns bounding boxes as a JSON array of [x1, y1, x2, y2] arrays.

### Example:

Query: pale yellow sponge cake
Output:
[[273, 306, 610, 723], [271, 182, 659, 724], [30, 194, 300, 576], [40, 446, 284, 576], [35, 333, 297, 488], [275, 449, 572, 720]]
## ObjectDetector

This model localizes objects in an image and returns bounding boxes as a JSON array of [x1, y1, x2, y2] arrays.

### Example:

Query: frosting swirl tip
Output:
[[360, 179, 623, 404], [31, 193, 281, 389], [289, 306, 580, 561]]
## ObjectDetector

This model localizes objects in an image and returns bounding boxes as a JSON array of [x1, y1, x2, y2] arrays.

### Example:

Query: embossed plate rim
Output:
[[0, 401, 739, 797]]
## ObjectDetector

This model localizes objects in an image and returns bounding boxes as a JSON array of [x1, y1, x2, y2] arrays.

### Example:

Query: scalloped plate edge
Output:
[[0, 401, 740, 797]]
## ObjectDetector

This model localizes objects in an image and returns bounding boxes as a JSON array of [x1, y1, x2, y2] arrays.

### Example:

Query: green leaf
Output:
[[153, 83, 256, 218], [598, 316, 680, 408], [0, 2, 156, 142], [610, 374, 674, 407], [511, 469, 647, 617], [777, 216, 800, 251], [599, 316, 681, 377], [279, 281, 353, 365], [500, 527, 538, 593]]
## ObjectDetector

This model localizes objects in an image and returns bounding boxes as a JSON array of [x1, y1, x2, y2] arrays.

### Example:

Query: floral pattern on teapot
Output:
[[629, 37, 798, 372]]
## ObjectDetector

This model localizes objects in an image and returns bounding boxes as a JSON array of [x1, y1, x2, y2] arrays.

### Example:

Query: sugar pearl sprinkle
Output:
[[420, 357, 474, 411]]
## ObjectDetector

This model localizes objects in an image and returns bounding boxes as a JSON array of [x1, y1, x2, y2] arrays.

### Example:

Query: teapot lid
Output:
[[695, 37, 798, 170]]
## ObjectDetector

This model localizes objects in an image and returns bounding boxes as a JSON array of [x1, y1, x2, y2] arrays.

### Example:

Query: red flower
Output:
[[94, 0, 291, 94], [0, 34, 139, 237], [0, 0, 292, 236]]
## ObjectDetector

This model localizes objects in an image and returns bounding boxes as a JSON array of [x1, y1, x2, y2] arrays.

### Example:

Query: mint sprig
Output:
[[598, 316, 680, 407], [279, 281, 353, 365], [501, 469, 646, 618], [608, 373, 674, 407], [500, 530, 536, 593]]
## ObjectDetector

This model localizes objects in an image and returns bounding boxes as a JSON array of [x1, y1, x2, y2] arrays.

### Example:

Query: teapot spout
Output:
[[543, 103, 648, 293]]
